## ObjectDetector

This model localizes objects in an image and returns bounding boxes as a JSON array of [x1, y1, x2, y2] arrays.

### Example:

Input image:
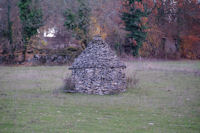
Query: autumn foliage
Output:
[[139, 0, 200, 59], [0, 0, 200, 64], [178, 0, 200, 59]]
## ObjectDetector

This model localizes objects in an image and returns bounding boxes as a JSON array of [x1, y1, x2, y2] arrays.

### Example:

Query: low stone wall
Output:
[[29, 54, 71, 65]]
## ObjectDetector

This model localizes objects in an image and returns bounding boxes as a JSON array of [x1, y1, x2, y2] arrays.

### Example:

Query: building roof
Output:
[[69, 36, 126, 69]]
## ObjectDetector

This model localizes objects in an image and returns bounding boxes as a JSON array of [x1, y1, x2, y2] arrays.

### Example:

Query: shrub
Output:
[[61, 77, 76, 93], [127, 73, 139, 89]]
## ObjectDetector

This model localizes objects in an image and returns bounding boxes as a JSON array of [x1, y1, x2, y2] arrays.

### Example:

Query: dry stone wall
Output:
[[69, 36, 127, 95]]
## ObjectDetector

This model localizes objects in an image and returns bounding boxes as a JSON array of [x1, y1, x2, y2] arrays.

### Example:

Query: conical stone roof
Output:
[[69, 36, 126, 69]]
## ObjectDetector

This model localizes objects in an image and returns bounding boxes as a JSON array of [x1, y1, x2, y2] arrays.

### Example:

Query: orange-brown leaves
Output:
[[134, 1, 145, 12], [141, 17, 148, 25], [143, 0, 155, 8], [89, 17, 107, 40], [120, 0, 130, 13], [181, 35, 200, 59]]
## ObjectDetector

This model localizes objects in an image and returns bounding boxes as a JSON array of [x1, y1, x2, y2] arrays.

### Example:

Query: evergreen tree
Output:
[[121, 0, 147, 56], [18, 0, 43, 62], [64, 0, 91, 48]]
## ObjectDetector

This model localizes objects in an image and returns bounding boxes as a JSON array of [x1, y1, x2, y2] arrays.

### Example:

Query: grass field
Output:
[[0, 60, 200, 133]]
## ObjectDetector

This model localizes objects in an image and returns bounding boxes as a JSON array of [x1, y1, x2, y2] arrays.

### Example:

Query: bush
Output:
[[127, 73, 139, 89], [61, 77, 76, 93]]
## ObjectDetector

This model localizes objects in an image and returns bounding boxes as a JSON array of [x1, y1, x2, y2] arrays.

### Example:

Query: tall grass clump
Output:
[[126, 72, 139, 89], [60, 77, 76, 93]]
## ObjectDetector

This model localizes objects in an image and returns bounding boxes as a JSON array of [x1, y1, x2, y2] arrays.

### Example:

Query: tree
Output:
[[6, 0, 16, 61], [176, 0, 200, 59], [18, 0, 43, 62], [154, 0, 200, 59], [0, 0, 20, 63], [121, 0, 148, 56], [7, 0, 13, 49], [64, 0, 91, 48]]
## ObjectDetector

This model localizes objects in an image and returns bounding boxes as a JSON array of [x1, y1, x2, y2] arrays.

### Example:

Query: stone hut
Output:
[[69, 36, 126, 95]]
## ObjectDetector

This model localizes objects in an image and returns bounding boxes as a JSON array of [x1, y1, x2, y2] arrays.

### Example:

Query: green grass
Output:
[[0, 60, 200, 133]]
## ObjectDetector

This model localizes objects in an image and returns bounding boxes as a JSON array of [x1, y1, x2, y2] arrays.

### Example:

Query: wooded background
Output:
[[0, 0, 200, 64]]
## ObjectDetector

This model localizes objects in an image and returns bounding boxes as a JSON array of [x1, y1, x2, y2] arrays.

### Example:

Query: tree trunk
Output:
[[7, 0, 15, 61], [22, 43, 27, 63]]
